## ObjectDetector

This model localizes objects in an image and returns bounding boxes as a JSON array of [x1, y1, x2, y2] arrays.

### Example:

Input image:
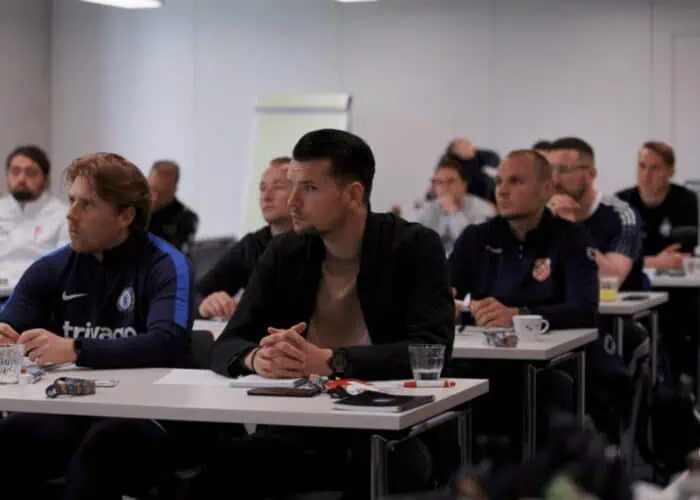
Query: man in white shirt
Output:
[[0, 145, 69, 287]]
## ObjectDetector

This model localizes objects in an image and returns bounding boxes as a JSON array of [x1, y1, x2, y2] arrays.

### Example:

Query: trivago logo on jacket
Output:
[[62, 321, 137, 339]]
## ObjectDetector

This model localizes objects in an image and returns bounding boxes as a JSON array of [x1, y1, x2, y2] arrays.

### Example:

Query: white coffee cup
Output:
[[513, 315, 550, 341]]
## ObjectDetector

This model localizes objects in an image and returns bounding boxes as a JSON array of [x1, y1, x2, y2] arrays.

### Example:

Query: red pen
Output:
[[403, 380, 456, 388]]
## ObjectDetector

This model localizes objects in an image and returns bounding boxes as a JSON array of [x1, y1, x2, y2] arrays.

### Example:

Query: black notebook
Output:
[[333, 391, 435, 413]]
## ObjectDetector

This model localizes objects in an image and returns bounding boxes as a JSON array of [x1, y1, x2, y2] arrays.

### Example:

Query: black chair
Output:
[[189, 237, 237, 282], [190, 329, 215, 369]]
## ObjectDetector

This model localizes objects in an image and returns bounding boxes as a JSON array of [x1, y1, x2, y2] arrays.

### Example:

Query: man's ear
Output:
[[347, 181, 366, 209], [118, 206, 136, 230]]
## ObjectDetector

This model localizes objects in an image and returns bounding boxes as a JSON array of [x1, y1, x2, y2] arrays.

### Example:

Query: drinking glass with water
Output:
[[0, 344, 24, 384], [408, 344, 446, 380]]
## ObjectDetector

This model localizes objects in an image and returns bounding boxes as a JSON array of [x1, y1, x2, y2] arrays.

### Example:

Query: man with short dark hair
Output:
[[197, 156, 294, 320], [0, 153, 196, 500], [195, 129, 454, 499], [148, 160, 199, 255], [548, 137, 646, 291], [0, 145, 68, 286]]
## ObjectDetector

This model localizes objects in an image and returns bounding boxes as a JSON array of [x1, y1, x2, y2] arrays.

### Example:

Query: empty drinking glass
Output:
[[0, 344, 24, 384], [408, 344, 446, 380]]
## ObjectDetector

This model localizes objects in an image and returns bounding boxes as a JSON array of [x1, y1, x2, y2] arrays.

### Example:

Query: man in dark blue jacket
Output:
[[0, 153, 194, 500], [450, 149, 599, 330]]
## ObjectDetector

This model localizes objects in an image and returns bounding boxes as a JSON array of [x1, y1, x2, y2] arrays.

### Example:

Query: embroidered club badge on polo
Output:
[[117, 287, 135, 312], [532, 258, 552, 282]]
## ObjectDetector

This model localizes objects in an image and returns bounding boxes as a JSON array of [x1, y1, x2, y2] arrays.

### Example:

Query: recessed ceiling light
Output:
[[80, 0, 163, 9], [335, 0, 378, 3]]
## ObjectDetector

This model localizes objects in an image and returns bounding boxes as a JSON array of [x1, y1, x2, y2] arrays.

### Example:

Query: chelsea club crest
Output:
[[117, 287, 135, 312]]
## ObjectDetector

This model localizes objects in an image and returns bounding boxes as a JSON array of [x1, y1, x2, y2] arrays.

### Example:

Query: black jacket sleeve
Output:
[[529, 227, 599, 329], [196, 235, 255, 298], [209, 243, 281, 377], [341, 228, 455, 380]]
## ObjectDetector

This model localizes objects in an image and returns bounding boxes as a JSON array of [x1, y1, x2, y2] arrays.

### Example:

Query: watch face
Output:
[[332, 350, 348, 374]]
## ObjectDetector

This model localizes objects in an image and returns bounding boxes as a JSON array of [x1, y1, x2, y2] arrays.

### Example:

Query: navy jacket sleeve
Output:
[[196, 235, 253, 298], [0, 258, 55, 332], [529, 226, 599, 329], [210, 244, 281, 377], [77, 252, 193, 369], [341, 228, 455, 379]]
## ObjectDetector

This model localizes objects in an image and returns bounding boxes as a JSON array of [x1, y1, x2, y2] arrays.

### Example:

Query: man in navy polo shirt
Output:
[[0, 153, 194, 499], [548, 137, 646, 292]]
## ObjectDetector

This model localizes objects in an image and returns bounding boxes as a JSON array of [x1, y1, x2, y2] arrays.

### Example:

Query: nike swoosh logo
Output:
[[62, 292, 87, 301]]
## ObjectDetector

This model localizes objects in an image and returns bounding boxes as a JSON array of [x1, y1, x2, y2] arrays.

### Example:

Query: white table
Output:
[[453, 328, 597, 460], [193, 319, 226, 339], [599, 291, 668, 383], [0, 367, 488, 499], [648, 271, 700, 403]]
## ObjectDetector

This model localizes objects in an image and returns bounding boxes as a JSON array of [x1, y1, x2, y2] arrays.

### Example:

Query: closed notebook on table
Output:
[[333, 390, 435, 413]]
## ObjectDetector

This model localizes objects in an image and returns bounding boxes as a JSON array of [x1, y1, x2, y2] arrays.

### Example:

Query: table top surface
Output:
[[648, 272, 700, 288], [0, 367, 489, 431], [452, 328, 597, 361], [598, 291, 669, 315]]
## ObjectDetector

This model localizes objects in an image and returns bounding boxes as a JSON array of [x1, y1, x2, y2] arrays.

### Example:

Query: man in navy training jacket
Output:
[[0, 153, 195, 500]]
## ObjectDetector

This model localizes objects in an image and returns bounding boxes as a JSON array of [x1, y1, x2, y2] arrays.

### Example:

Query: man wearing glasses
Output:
[[0, 145, 69, 288], [548, 137, 645, 292]]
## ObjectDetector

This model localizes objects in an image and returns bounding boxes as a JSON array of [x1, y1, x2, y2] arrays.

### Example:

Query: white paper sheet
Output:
[[154, 369, 233, 387]]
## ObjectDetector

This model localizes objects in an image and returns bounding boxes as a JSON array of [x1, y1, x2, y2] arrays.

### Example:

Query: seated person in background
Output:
[[450, 149, 630, 447], [196, 156, 293, 320], [148, 159, 199, 256], [196, 129, 454, 499], [416, 157, 495, 255], [617, 141, 698, 269], [0, 145, 68, 286], [548, 137, 645, 439], [617, 141, 699, 380], [0, 153, 197, 500], [548, 137, 646, 292], [440, 137, 500, 203], [449, 149, 598, 331]]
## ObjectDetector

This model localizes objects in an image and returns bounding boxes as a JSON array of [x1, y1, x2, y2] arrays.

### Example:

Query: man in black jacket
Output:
[[198, 129, 454, 499], [196, 156, 293, 320], [148, 160, 199, 256]]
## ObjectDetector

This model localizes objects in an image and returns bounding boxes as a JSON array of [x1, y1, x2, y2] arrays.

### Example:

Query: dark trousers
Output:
[[189, 425, 433, 500], [0, 413, 201, 500]]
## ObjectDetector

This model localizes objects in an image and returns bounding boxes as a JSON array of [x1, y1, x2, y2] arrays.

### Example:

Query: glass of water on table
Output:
[[408, 344, 446, 380]]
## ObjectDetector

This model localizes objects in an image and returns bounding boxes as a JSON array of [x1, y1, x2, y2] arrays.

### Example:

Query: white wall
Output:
[[49, 0, 700, 238], [0, 0, 51, 195]]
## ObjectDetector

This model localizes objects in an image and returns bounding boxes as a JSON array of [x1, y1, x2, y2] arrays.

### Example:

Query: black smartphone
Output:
[[247, 387, 321, 398]]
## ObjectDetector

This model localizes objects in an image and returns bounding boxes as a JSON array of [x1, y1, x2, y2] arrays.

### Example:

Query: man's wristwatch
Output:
[[327, 348, 350, 378]]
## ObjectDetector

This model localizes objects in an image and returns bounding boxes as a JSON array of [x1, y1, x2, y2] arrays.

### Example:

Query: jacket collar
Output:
[[491, 208, 556, 248]]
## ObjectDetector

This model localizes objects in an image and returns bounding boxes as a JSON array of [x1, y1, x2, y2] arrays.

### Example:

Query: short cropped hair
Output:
[[550, 137, 595, 161], [642, 141, 675, 169], [292, 129, 375, 205], [507, 149, 552, 180]]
